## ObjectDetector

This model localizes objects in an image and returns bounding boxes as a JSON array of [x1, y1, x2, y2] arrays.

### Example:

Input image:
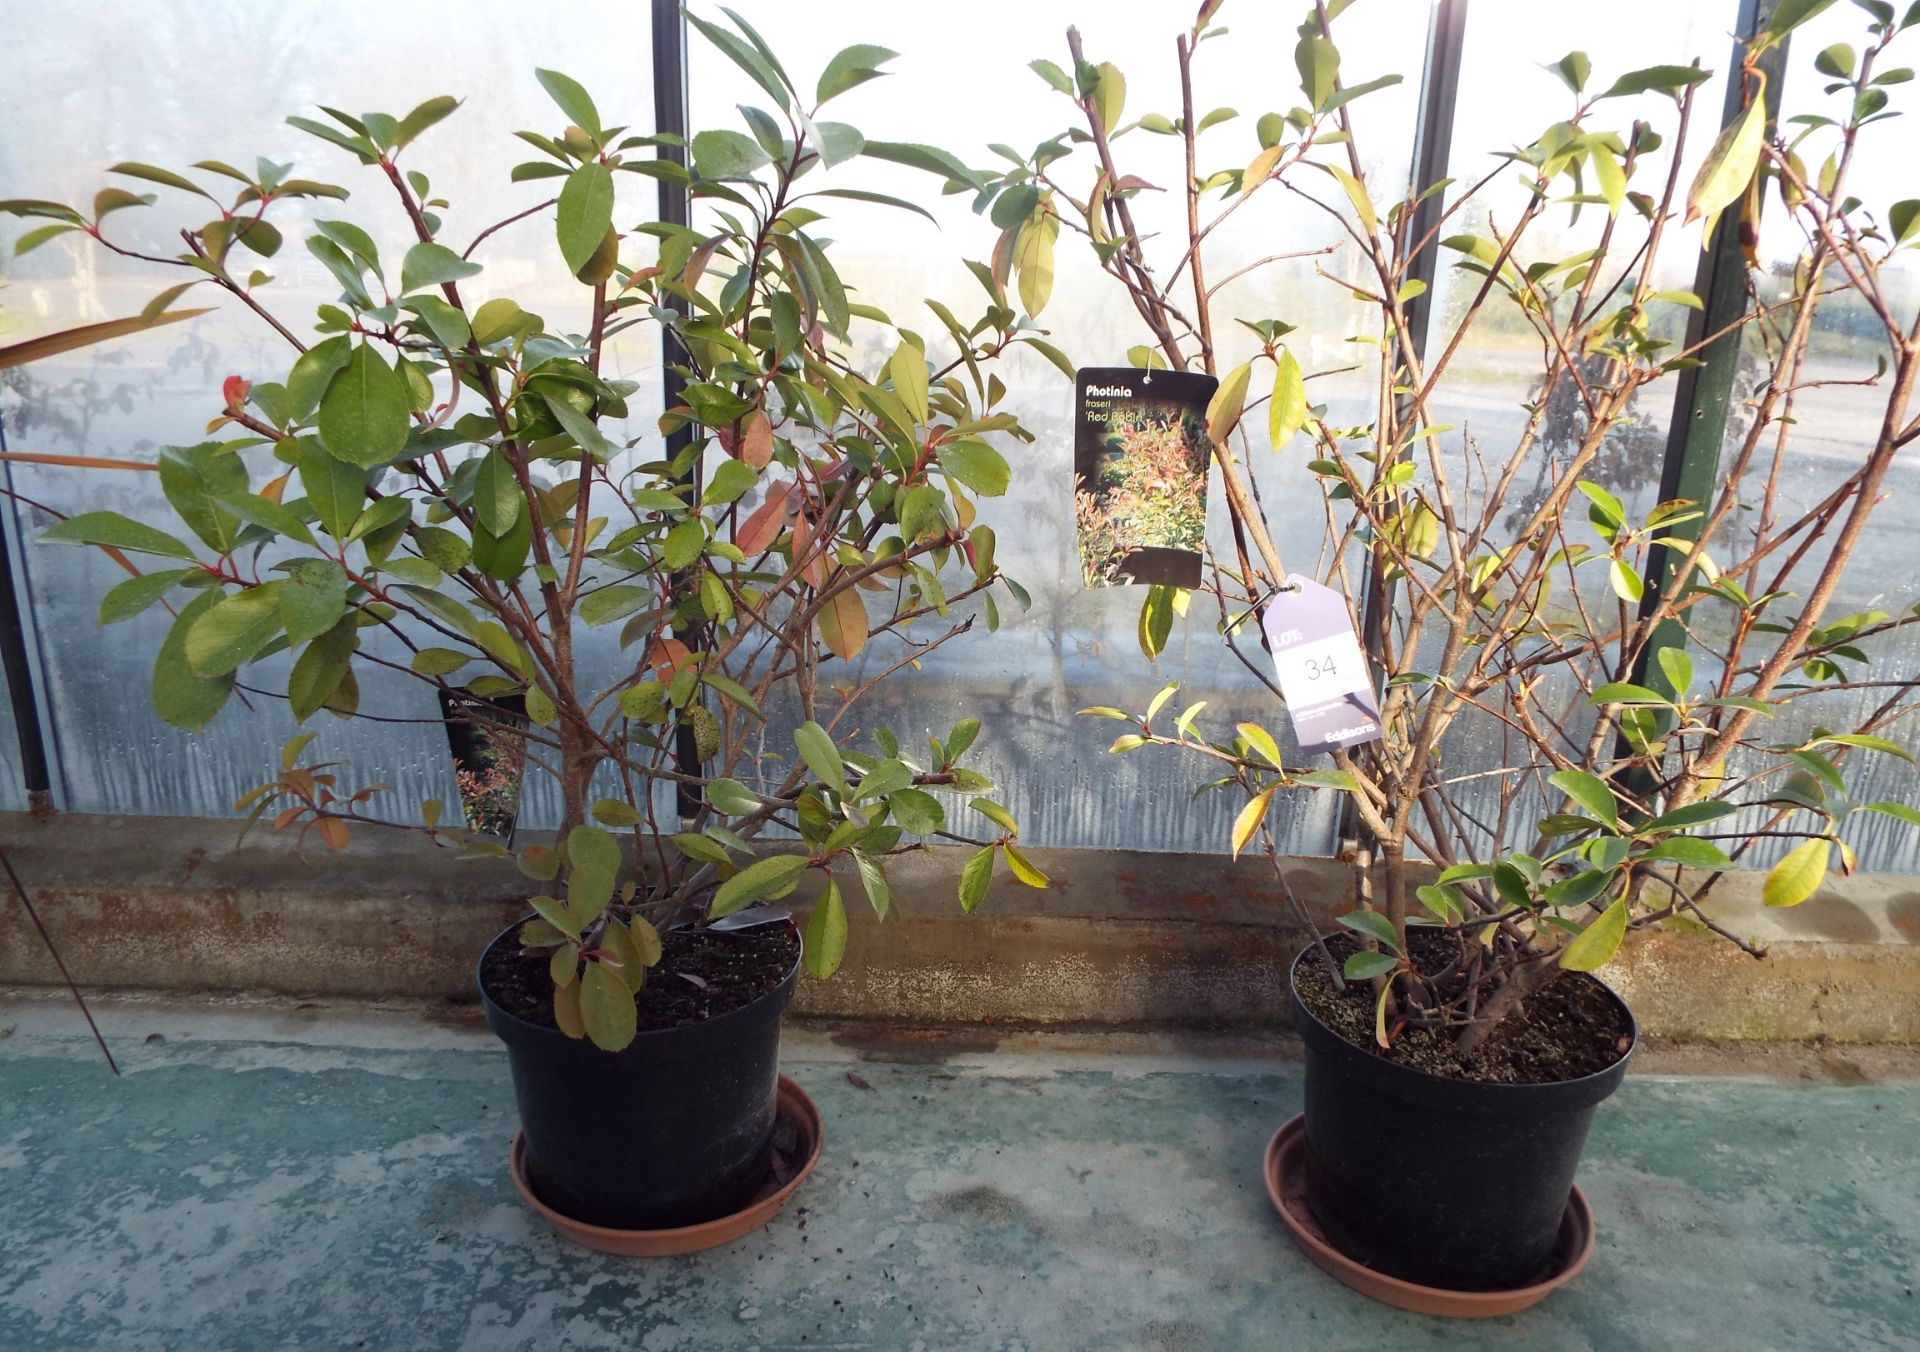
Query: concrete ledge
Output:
[[2, 812, 1917, 1041]]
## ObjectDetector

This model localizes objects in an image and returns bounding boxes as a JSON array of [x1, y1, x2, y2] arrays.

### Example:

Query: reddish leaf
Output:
[[737, 482, 792, 555], [741, 410, 773, 468], [645, 636, 693, 679], [817, 583, 868, 661]]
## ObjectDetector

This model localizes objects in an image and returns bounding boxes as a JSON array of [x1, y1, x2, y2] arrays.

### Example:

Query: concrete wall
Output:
[[2, 812, 1917, 1041]]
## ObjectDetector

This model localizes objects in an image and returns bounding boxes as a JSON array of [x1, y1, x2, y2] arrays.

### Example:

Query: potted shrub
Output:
[[987, 0, 1920, 1306], [4, 11, 1054, 1245]]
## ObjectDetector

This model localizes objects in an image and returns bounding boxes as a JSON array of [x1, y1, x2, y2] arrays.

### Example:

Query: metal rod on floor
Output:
[[0, 846, 118, 1074]]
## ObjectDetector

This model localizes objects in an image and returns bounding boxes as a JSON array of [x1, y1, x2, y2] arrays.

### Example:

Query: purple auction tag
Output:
[[1259, 575, 1383, 755]]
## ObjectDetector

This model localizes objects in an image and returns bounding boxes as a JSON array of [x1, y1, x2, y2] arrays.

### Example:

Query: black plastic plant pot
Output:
[[478, 919, 800, 1231], [1287, 946, 1636, 1292]]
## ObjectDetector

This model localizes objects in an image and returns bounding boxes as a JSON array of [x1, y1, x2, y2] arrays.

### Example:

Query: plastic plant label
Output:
[[1074, 366, 1216, 588], [1259, 574, 1383, 755]]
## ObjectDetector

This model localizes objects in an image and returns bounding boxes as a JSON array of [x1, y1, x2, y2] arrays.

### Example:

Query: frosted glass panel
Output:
[[695, 1, 1428, 853], [1711, 6, 1920, 874], [0, 1, 657, 825], [1410, 0, 1740, 858]]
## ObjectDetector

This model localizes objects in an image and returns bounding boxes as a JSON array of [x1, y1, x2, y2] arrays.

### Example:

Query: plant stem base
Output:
[[1263, 1114, 1595, 1317], [509, 1075, 822, 1256]]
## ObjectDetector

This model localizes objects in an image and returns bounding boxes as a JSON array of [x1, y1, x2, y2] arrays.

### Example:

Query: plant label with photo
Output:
[[1074, 366, 1216, 588], [1261, 576, 1381, 755], [439, 686, 528, 845]]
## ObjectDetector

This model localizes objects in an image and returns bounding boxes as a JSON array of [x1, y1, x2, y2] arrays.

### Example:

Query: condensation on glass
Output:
[[0, 1, 659, 828]]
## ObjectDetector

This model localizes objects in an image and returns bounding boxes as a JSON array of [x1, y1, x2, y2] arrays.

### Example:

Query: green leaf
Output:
[[40, 511, 197, 561], [958, 844, 996, 913], [1092, 62, 1127, 133], [567, 823, 621, 876], [1558, 897, 1628, 971], [318, 344, 410, 469], [409, 647, 471, 677], [939, 439, 1010, 497], [803, 878, 848, 980], [555, 163, 614, 275], [1764, 838, 1830, 907], [888, 787, 945, 835], [158, 444, 246, 554], [691, 129, 773, 179], [1336, 909, 1400, 954], [1858, 800, 1920, 831], [1295, 34, 1339, 111], [851, 849, 892, 919], [395, 95, 461, 150], [1029, 58, 1073, 94], [288, 618, 356, 720], [795, 720, 846, 796], [535, 68, 603, 138], [859, 141, 985, 191], [1890, 199, 1920, 247], [151, 591, 234, 730], [296, 438, 366, 540], [400, 241, 482, 293], [472, 448, 525, 537], [888, 342, 928, 423], [1236, 722, 1284, 770], [1600, 65, 1714, 100], [817, 43, 896, 104], [1323, 163, 1377, 237], [287, 335, 353, 420], [1811, 732, 1915, 764], [711, 853, 810, 918], [277, 558, 349, 645], [99, 568, 189, 625], [1656, 646, 1694, 696], [580, 583, 649, 627], [184, 586, 282, 676], [1138, 583, 1175, 660], [1269, 349, 1306, 449], [1549, 768, 1620, 829], [541, 391, 617, 462], [1205, 361, 1252, 445], [1550, 50, 1591, 94], [1344, 951, 1399, 981], [1687, 92, 1767, 246], [1645, 801, 1738, 831], [1641, 836, 1733, 869], [1769, 0, 1839, 38], [579, 961, 637, 1051]]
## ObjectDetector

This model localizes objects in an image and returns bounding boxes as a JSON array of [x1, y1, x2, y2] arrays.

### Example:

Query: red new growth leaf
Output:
[[737, 481, 793, 555], [644, 636, 693, 679]]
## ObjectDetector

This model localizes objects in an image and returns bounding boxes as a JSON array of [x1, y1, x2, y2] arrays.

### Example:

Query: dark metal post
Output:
[[1628, 0, 1787, 700], [0, 413, 55, 813], [1337, 0, 1469, 854], [1398, 0, 1469, 363], [652, 0, 703, 818]]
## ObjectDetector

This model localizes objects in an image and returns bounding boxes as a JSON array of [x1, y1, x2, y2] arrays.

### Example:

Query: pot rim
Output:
[[477, 913, 803, 1045], [1288, 942, 1638, 1099]]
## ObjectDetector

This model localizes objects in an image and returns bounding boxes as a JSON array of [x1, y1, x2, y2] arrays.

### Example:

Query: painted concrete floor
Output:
[[0, 996, 1916, 1352]]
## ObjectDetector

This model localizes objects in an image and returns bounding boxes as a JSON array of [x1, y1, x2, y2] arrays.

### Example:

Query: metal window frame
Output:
[[1627, 0, 1789, 701]]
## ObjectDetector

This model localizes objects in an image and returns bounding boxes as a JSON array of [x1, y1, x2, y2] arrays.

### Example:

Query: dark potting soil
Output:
[[482, 920, 799, 1035], [1296, 931, 1632, 1085]]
